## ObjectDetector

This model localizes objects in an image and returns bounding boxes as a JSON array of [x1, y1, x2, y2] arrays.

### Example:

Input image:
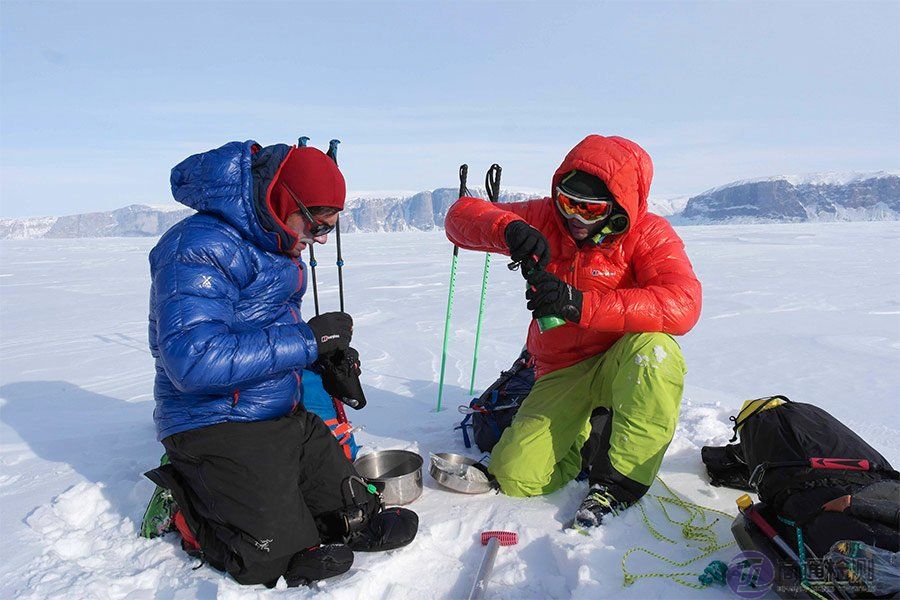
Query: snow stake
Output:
[[468, 164, 502, 395], [436, 164, 468, 412], [468, 530, 518, 600]]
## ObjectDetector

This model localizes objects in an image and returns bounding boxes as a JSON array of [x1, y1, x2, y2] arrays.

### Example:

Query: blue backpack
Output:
[[456, 349, 534, 453], [302, 369, 361, 461]]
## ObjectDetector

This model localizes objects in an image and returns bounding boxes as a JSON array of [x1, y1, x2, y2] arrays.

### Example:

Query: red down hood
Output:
[[552, 134, 654, 227]]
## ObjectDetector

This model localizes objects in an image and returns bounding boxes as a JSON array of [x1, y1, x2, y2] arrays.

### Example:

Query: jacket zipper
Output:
[[571, 252, 581, 288]]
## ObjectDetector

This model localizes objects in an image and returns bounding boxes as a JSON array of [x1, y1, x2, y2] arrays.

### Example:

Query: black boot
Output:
[[348, 507, 419, 552], [573, 484, 628, 530], [284, 544, 354, 587]]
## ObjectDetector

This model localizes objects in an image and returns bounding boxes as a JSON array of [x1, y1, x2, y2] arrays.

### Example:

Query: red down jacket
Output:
[[445, 134, 702, 378]]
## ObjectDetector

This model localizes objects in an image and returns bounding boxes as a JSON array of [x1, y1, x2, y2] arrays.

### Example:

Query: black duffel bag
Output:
[[704, 396, 899, 560]]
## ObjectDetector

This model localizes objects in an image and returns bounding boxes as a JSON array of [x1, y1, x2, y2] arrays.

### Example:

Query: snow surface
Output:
[[1, 223, 898, 599]]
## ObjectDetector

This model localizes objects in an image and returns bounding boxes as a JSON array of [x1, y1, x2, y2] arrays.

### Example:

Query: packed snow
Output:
[[1, 222, 898, 599]]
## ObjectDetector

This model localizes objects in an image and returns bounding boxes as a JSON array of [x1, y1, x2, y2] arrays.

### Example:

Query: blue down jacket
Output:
[[149, 141, 319, 440]]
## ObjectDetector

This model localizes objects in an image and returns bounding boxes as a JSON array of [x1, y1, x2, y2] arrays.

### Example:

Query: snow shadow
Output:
[[356, 378, 472, 438], [0, 380, 158, 523]]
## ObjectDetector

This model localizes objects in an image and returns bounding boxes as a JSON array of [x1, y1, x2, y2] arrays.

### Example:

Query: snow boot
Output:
[[284, 544, 354, 587], [140, 453, 177, 539], [573, 484, 627, 531], [347, 507, 419, 552]]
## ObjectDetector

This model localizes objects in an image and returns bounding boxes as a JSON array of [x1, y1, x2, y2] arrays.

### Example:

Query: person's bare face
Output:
[[284, 210, 340, 257], [565, 218, 593, 241]]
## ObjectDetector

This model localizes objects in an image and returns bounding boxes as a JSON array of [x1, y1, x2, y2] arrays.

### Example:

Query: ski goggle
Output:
[[281, 182, 337, 237], [554, 187, 613, 224]]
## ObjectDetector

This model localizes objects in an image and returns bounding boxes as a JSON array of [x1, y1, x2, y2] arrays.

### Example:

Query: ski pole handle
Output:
[[459, 164, 469, 198], [485, 164, 501, 203]]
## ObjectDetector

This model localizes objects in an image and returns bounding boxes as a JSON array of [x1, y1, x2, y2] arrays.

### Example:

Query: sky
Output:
[[1, 1, 898, 218]]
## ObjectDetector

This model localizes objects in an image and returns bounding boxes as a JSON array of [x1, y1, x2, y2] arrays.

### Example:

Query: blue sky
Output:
[[1, 1, 898, 218]]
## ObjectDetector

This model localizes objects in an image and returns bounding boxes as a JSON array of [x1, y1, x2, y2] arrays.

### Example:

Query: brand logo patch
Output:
[[320, 334, 340, 343], [591, 269, 616, 277]]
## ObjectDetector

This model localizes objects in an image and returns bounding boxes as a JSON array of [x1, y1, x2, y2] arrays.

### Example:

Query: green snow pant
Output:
[[488, 332, 686, 498]]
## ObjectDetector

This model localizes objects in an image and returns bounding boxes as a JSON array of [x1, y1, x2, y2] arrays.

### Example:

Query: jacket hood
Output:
[[552, 134, 654, 229], [170, 140, 288, 254]]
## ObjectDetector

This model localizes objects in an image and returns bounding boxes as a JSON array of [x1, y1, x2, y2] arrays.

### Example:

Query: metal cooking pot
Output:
[[353, 450, 423, 505], [429, 452, 493, 494]]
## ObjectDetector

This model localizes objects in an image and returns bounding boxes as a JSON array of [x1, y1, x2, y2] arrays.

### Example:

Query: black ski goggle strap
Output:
[[728, 395, 792, 442]]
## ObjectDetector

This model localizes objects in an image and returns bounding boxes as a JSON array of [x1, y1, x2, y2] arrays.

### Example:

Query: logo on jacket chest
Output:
[[590, 269, 617, 277]]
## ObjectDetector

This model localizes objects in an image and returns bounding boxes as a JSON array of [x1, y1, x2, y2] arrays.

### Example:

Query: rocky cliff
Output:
[[681, 172, 899, 223]]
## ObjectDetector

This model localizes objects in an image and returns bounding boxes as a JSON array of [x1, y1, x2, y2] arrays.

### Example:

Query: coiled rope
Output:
[[621, 476, 736, 589]]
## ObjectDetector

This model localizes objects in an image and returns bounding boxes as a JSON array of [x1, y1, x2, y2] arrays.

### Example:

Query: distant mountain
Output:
[[339, 188, 542, 232], [680, 172, 900, 223], [0, 205, 193, 240], [2, 172, 897, 239], [0, 189, 542, 239]]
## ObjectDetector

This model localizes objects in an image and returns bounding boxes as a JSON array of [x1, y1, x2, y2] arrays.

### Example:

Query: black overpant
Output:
[[579, 407, 651, 503], [161, 409, 375, 586]]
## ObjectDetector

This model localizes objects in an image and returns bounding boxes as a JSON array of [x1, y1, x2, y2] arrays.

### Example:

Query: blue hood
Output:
[[170, 140, 285, 254]]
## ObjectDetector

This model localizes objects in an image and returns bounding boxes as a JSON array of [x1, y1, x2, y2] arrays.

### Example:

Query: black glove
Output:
[[307, 312, 352, 357], [525, 270, 583, 323], [504, 221, 550, 270], [319, 347, 367, 409]]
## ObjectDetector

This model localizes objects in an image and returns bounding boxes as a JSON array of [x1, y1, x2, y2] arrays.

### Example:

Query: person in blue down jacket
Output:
[[145, 140, 418, 588]]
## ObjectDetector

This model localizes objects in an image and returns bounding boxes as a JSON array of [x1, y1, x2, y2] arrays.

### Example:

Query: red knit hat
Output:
[[269, 147, 346, 223]]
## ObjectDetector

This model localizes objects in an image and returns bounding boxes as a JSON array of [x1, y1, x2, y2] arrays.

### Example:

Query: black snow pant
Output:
[[580, 407, 651, 504], [160, 409, 378, 586]]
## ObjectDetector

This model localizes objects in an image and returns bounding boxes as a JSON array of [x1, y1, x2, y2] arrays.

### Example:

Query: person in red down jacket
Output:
[[445, 134, 702, 529]]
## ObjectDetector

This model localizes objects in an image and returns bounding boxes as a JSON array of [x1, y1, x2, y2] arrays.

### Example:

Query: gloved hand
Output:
[[525, 270, 583, 324], [307, 312, 352, 357], [504, 221, 550, 270], [319, 347, 367, 409]]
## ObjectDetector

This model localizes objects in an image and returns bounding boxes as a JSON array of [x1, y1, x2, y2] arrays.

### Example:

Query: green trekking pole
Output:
[[437, 164, 469, 412], [468, 164, 501, 395]]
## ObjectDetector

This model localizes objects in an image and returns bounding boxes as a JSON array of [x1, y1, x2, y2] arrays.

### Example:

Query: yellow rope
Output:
[[621, 476, 736, 589]]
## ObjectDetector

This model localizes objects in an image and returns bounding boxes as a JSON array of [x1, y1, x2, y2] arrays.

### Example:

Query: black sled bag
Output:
[[730, 396, 893, 514], [704, 396, 899, 558]]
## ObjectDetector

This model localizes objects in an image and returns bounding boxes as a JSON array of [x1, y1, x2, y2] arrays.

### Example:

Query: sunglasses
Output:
[[280, 182, 336, 237], [554, 187, 613, 224]]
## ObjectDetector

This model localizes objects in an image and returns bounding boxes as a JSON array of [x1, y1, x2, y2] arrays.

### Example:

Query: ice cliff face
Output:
[[2, 173, 897, 239], [43, 205, 193, 238], [681, 172, 899, 223], [339, 188, 539, 232], [0, 190, 541, 239]]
